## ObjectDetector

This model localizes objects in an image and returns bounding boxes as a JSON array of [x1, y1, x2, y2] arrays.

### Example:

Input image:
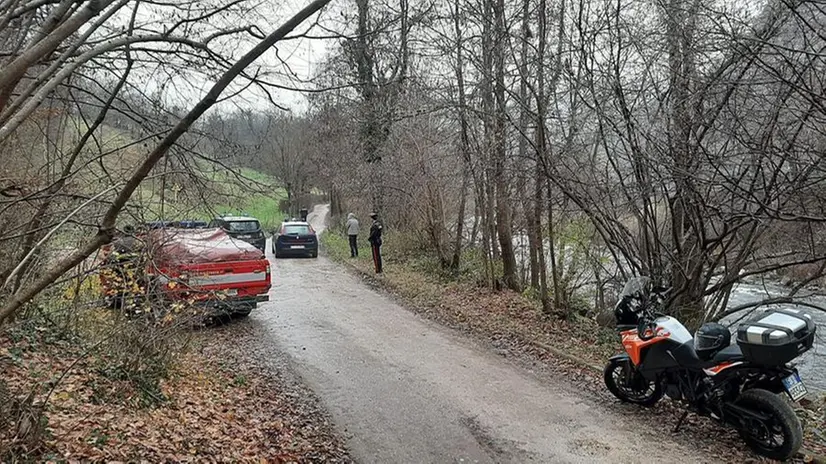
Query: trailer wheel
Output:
[[232, 308, 252, 319], [232, 303, 255, 318]]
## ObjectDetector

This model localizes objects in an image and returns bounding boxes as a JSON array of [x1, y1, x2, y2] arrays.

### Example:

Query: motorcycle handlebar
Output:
[[630, 284, 673, 340], [637, 319, 657, 341], [636, 306, 663, 341]]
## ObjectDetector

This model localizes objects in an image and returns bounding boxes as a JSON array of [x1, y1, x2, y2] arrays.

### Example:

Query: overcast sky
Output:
[[124, 0, 343, 116], [208, 0, 339, 114]]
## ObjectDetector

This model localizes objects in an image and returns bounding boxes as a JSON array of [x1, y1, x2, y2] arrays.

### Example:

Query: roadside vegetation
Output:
[[0, 302, 348, 461], [323, 227, 826, 462], [0, 0, 341, 458]]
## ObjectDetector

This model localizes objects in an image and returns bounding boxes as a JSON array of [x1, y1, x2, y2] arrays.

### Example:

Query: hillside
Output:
[[59, 118, 288, 230]]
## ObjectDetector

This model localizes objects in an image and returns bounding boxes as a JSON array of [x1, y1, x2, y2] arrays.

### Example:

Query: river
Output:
[[725, 281, 826, 395]]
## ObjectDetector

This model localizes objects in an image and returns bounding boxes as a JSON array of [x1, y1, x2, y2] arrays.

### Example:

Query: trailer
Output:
[[101, 227, 271, 317]]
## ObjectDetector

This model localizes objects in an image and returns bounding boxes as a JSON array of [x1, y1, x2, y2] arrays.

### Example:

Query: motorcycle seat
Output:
[[712, 344, 745, 363]]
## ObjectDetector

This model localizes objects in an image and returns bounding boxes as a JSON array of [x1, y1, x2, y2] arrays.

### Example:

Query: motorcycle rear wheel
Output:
[[735, 388, 802, 461], [603, 357, 663, 407]]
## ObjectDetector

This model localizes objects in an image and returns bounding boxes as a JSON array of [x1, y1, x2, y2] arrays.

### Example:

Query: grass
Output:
[[129, 164, 288, 230], [56, 118, 290, 229], [187, 167, 287, 231]]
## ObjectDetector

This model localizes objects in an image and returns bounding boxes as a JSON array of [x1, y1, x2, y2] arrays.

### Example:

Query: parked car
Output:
[[272, 220, 318, 258], [210, 215, 266, 251], [173, 220, 209, 229], [144, 220, 172, 230]]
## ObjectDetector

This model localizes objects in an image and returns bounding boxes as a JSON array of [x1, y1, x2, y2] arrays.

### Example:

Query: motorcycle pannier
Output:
[[736, 309, 816, 366]]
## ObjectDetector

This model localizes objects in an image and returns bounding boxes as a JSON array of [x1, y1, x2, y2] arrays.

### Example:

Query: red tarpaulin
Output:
[[146, 228, 264, 265]]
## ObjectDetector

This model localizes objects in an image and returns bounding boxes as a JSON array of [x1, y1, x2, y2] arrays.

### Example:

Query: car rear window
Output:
[[226, 220, 260, 232], [282, 224, 311, 235]]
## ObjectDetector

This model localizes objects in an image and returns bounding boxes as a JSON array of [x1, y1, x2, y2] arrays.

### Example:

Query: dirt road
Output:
[[249, 205, 714, 463]]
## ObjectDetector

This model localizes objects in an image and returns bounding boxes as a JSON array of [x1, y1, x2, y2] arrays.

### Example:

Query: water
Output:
[[725, 281, 826, 395]]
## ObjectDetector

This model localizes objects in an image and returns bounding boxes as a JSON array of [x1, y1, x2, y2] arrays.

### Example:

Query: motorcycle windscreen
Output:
[[619, 277, 652, 300]]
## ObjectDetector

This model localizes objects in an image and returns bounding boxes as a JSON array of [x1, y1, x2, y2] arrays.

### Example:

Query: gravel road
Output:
[[243, 205, 717, 464]]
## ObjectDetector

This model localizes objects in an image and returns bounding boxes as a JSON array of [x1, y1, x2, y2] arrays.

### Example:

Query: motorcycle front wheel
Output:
[[603, 357, 663, 407], [735, 388, 802, 461]]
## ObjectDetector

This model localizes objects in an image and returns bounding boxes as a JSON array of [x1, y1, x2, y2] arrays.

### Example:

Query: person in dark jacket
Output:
[[346, 213, 360, 258], [368, 212, 383, 274]]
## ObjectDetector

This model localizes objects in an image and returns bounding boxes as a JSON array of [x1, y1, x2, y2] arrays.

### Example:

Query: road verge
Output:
[[321, 230, 826, 463]]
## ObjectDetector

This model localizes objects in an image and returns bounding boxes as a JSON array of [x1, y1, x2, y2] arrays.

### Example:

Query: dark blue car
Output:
[[272, 221, 318, 258]]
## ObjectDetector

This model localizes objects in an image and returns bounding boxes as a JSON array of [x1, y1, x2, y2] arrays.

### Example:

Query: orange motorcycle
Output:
[[605, 277, 815, 461]]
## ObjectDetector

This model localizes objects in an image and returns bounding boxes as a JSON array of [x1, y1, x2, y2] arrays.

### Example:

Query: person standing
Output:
[[346, 213, 360, 258], [368, 212, 383, 274]]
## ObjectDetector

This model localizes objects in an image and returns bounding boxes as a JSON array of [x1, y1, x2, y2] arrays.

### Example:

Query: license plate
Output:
[[290, 245, 304, 249], [238, 235, 251, 239], [225, 289, 238, 296], [782, 372, 807, 401]]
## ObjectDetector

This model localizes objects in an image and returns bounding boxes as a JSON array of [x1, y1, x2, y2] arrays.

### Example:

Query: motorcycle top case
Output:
[[736, 309, 816, 366]]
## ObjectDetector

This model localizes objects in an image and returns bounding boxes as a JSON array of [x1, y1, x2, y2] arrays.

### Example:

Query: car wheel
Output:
[[311, 250, 318, 258]]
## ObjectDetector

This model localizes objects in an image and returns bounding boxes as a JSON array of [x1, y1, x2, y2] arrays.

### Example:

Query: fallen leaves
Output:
[[1, 321, 350, 463]]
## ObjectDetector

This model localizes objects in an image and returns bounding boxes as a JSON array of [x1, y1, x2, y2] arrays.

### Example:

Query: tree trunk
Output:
[[450, 0, 470, 272], [665, 0, 704, 322], [480, 0, 497, 287], [477, 183, 493, 287], [547, 181, 563, 312], [452, 167, 469, 270], [535, 0, 552, 312], [493, 0, 519, 292], [517, 0, 539, 289], [354, 0, 384, 214], [535, 166, 550, 313]]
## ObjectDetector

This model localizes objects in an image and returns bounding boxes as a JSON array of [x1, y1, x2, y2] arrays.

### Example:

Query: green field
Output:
[[134, 168, 288, 231], [54, 119, 290, 231]]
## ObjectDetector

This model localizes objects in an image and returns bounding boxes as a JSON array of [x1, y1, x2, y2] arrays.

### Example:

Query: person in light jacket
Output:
[[346, 213, 360, 258]]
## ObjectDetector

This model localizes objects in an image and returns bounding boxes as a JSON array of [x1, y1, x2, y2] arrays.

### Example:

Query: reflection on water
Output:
[[724, 281, 825, 394]]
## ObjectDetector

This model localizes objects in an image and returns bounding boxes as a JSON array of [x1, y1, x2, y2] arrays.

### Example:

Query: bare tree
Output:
[[0, 0, 334, 325]]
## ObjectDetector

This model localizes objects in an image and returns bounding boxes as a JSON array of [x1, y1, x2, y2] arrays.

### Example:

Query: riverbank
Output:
[[322, 232, 826, 462]]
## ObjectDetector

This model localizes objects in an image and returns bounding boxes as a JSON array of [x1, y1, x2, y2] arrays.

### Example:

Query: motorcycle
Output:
[[604, 277, 817, 461]]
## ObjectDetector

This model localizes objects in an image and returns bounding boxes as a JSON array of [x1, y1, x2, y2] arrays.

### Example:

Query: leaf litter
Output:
[[0, 321, 351, 462]]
